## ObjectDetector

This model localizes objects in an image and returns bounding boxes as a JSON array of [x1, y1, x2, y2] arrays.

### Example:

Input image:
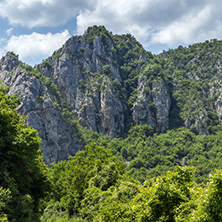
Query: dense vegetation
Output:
[[159, 40, 222, 133], [40, 143, 222, 222], [0, 87, 50, 221], [3, 27, 222, 221], [2, 83, 222, 221]]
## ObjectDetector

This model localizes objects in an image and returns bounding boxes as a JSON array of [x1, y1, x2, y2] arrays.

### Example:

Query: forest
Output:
[[1, 85, 222, 221], [2, 26, 222, 221]]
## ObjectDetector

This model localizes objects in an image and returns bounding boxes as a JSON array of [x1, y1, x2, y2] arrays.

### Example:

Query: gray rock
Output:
[[152, 77, 171, 132], [36, 31, 124, 138], [133, 75, 171, 132], [133, 75, 156, 128], [0, 52, 81, 165], [99, 76, 124, 138], [0, 30, 174, 164]]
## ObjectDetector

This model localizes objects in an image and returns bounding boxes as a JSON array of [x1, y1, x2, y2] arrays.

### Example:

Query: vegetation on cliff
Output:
[[3, 26, 222, 221]]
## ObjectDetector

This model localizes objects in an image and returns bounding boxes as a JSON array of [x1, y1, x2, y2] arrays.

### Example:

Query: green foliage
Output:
[[43, 143, 127, 219], [53, 52, 62, 60], [175, 169, 222, 222], [102, 64, 111, 76], [41, 157, 222, 222], [86, 125, 222, 184], [0, 87, 50, 221], [86, 25, 112, 46], [159, 40, 222, 132], [0, 187, 11, 222], [42, 59, 52, 69], [132, 166, 195, 222], [92, 181, 139, 221]]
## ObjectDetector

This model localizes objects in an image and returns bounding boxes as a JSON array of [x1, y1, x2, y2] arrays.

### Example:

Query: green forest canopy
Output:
[[0, 87, 50, 221], [1, 84, 222, 221]]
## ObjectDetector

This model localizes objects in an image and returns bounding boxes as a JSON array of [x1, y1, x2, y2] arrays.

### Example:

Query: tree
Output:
[[46, 143, 127, 218], [132, 166, 195, 222], [0, 187, 11, 222], [0, 86, 50, 221]]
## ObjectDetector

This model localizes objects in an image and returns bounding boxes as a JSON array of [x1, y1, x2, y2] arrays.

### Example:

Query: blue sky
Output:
[[0, 0, 222, 66]]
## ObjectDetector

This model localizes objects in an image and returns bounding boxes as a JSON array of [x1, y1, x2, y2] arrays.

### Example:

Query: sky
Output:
[[0, 0, 222, 66]]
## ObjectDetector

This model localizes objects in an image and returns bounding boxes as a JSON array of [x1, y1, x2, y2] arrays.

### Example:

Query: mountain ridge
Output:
[[1, 26, 222, 164]]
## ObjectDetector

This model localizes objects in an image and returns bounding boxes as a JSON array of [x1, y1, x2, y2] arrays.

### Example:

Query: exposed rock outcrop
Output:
[[99, 76, 124, 138], [152, 77, 171, 132], [133, 75, 156, 128], [36, 28, 126, 138], [0, 27, 173, 165], [0, 52, 81, 164], [133, 75, 171, 132], [2, 27, 222, 164]]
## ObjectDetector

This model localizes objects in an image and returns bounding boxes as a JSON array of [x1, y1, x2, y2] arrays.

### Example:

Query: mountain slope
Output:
[[0, 52, 81, 164], [1, 26, 222, 164]]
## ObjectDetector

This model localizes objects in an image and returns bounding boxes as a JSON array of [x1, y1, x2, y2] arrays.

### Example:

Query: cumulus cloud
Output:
[[76, 0, 222, 49], [1, 0, 222, 60], [76, 0, 205, 33], [0, 0, 97, 28], [4, 30, 70, 63], [151, 3, 222, 46], [6, 28, 13, 36]]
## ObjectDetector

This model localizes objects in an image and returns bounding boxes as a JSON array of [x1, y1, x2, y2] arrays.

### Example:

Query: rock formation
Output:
[[0, 27, 175, 163], [0, 52, 81, 164]]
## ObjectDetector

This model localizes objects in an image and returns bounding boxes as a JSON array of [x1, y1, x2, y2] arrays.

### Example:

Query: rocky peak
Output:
[[35, 27, 127, 138], [0, 26, 174, 164], [0, 52, 20, 74], [0, 56, 81, 165]]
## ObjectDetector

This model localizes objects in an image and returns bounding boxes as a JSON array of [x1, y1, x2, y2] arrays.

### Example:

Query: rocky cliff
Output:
[[0, 27, 172, 163], [133, 74, 171, 132], [2, 26, 222, 163], [0, 52, 81, 164]]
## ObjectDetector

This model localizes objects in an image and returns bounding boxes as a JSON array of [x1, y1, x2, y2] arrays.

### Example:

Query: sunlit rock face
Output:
[[133, 75, 171, 132], [0, 52, 81, 165]]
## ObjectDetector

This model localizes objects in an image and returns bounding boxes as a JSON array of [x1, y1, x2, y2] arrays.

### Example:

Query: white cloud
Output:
[[0, 38, 7, 59], [76, 0, 222, 49], [6, 28, 13, 36], [1, 0, 222, 61], [0, 0, 97, 28], [4, 30, 71, 63], [76, 0, 145, 34], [0, 48, 5, 60], [150, 4, 222, 46]]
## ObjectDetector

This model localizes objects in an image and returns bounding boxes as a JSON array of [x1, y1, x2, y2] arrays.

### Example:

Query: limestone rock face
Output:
[[0, 52, 19, 74], [210, 78, 222, 124], [133, 75, 156, 129], [3, 28, 222, 165], [133, 75, 171, 132], [99, 76, 124, 138], [0, 29, 174, 164], [152, 77, 171, 132], [215, 95, 222, 121], [36, 29, 124, 138], [0, 52, 81, 165]]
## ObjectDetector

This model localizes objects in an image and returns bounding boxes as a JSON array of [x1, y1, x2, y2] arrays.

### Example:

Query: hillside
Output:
[[1, 26, 222, 181], [3, 25, 222, 221]]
